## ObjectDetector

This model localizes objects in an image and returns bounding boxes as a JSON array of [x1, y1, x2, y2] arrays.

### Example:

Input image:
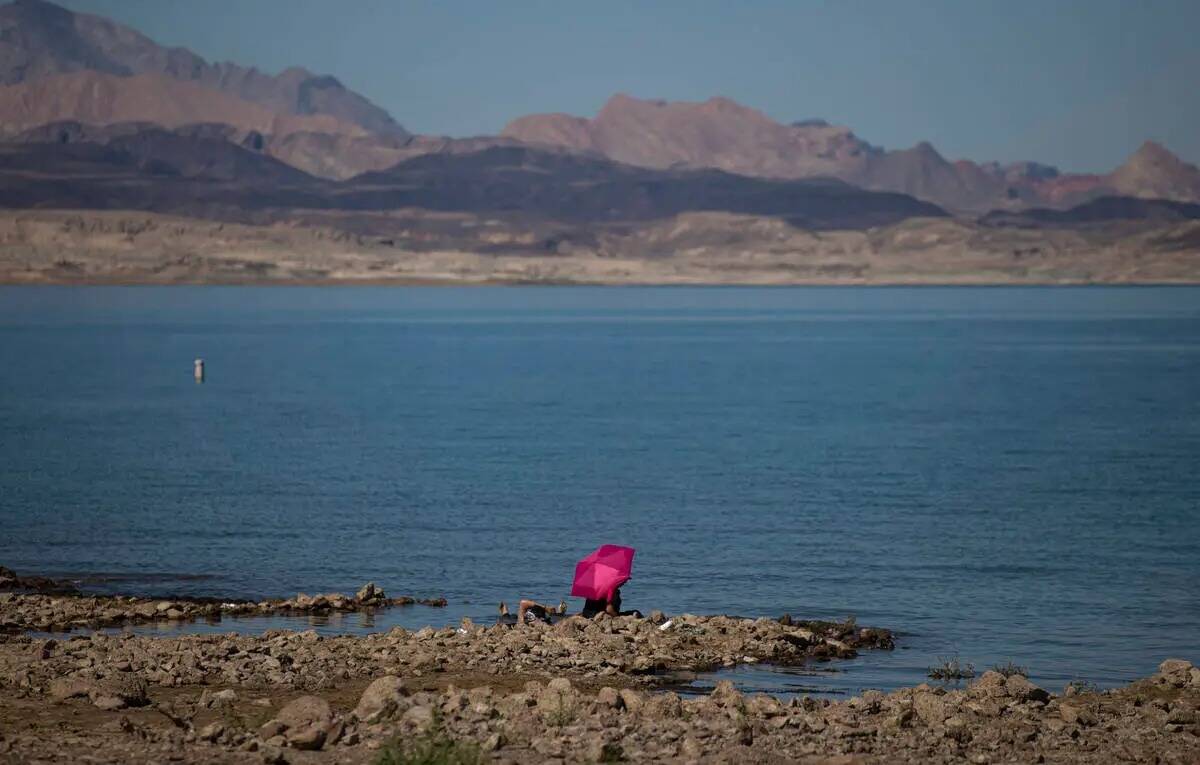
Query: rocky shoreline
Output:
[[0, 569, 447, 634], [0, 583, 1197, 763]]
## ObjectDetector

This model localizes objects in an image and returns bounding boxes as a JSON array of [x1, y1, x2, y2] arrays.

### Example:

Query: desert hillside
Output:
[[3, 209, 1197, 286]]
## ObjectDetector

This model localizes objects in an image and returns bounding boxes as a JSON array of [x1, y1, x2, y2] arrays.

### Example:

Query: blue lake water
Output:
[[1, 285, 1198, 695]]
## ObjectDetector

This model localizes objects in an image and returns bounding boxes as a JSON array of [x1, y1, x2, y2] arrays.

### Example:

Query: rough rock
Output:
[[1004, 674, 1050, 703], [1157, 658, 1196, 687], [48, 677, 93, 702], [595, 686, 624, 710], [264, 695, 337, 751], [1059, 702, 1097, 727], [353, 675, 407, 723], [198, 722, 224, 742], [354, 582, 387, 605], [618, 688, 645, 712], [90, 694, 127, 711]]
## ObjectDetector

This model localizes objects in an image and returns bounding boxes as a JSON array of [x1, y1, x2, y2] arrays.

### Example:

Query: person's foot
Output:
[[498, 601, 509, 616]]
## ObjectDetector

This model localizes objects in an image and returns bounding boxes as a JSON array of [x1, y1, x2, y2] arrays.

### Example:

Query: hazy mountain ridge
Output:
[[0, 0, 1196, 285], [0, 0, 405, 136], [505, 95, 1200, 212], [3, 0, 1197, 211], [503, 94, 883, 179], [0, 135, 945, 231]]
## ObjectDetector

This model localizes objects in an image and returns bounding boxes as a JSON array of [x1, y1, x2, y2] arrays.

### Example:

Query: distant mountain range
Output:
[[0, 125, 943, 232], [2, 0, 1198, 216], [0, 0, 1198, 286], [504, 95, 1200, 212]]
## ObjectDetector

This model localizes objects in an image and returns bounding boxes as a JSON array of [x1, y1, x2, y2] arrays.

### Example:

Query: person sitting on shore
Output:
[[580, 586, 642, 619], [498, 586, 640, 625]]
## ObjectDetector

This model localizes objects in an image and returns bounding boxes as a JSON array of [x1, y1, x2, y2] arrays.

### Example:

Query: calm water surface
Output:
[[1, 286, 1197, 695]]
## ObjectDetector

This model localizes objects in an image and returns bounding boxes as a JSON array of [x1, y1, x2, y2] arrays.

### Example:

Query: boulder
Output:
[[120, 678, 150, 706], [1004, 675, 1050, 704], [587, 741, 624, 762], [1158, 659, 1193, 675], [885, 708, 914, 729], [746, 694, 785, 717], [968, 671, 1008, 698], [354, 676, 407, 723], [91, 677, 148, 709], [642, 691, 683, 719], [596, 686, 624, 710], [48, 678, 92, 702], [1059, 703, 1097, 727], [197, 722, 224, 742], [1157, 659, 1195, 687], [262, 695, 337, 751], [709, 680, 743, 708], [402, 704, 435, 729], [91, 694, 127, 711], [911, 688, 950, 724], [133, 603, 158, 619], [200, 688, 239, 708], [944, 715, 972, 743], [212, 689, 239, 706], [482, 732, 506, 752], [618, 688, 645, 712], [355, 582, 386, 604]]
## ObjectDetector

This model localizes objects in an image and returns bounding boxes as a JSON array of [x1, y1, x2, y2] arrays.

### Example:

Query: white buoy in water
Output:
[[194, 358, 205, 383]]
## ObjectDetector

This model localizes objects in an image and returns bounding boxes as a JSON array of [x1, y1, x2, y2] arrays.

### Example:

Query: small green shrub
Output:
[[1065, 679, 1101, 696], [373, 727, 481, 765], [541, 689, 579, 728], [928, 655, 976, 681], [990, 661, 1029, 678]]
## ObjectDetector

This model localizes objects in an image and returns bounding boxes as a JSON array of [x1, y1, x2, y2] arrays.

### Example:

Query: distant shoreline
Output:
[[4, 276, 1199, 287], [3, 210, 1198, 287]]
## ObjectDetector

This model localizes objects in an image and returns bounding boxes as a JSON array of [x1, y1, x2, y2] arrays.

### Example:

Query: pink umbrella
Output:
[[571, 544, 635, 600]]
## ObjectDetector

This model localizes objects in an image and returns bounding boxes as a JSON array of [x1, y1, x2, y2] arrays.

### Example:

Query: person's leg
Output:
[[518, 599, 542, 623]]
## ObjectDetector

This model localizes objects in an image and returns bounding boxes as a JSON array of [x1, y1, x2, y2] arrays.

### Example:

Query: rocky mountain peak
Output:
[[1108, 140, 1200, 201], [0, 0, 406, 137]]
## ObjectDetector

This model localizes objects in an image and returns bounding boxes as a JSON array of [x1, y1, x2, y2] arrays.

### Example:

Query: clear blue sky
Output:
[[55, 0, 1200, 172]]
